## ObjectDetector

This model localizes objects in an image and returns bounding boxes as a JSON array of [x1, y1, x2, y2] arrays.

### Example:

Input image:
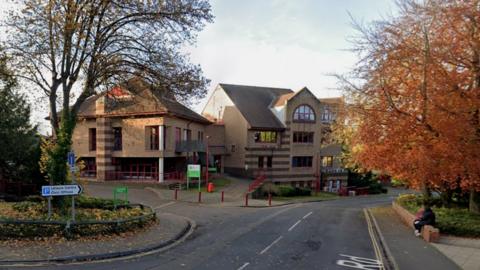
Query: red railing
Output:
[[105, 171, 159, 181], [164, 171, 186, 181], [248, 170, 267, 192]]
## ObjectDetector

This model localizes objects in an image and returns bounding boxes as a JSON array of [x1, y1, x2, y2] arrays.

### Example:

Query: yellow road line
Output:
[[364, 208, 385, 270]]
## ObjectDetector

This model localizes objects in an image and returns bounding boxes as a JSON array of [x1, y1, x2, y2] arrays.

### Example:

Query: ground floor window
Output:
[[292, 156, 313, 167], [80, 157, 96, 177]]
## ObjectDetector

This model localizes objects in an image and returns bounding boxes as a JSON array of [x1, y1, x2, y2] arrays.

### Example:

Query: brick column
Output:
[[96, 117, 114, 181], [95, 96, 114, 181]]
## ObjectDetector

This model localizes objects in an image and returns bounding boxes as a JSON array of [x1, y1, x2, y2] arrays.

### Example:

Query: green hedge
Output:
[[76, 196, 129, 209], [396, 194, 480, 237], [0, 198, 155, 240], [260, 184, 312, 197]]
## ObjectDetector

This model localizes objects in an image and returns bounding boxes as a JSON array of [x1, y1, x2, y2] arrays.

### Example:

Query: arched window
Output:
[[293, 105, 315, 122]]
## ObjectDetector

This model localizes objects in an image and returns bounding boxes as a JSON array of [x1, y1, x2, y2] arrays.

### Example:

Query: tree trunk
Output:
[[440, 187, 453, 208], [470, 189, 480, 214], [422, 182, 432, 207], [49, 114, 77, 209]]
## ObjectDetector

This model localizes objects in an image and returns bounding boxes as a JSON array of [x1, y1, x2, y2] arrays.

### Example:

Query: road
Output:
[[20, 193, 394, 270]]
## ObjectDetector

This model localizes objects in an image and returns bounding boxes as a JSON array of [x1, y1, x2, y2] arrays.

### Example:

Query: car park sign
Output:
[[41, 185, 83, 197]]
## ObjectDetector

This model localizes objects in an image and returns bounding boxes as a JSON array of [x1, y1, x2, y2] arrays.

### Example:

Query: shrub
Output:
[[396, 194, 480, 237], [277, 185, 312, 197], [76, 196, 127, 209]]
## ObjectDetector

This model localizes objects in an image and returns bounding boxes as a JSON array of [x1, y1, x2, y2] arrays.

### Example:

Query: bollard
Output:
[[198, 191, 202, 203], [268, 193, 272, 206], [245, 193, 249, 207], [221, 191, 224, 203], [174, 189, 178, 200]]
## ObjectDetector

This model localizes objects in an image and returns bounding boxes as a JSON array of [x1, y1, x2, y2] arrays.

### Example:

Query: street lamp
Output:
[[206, 135, 210, 186]]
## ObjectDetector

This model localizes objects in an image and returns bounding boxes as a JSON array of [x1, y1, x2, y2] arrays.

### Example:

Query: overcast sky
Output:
[[188, 0, 398, 111], [1, 0, 398, 133]]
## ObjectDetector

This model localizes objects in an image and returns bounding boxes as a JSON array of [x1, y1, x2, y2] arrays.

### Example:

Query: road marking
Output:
[[303, 211, 313, 219], [336, 254, 383, 269], [153, 201, 176, 210], [237, 262, 250, 270], [288, 220, 302, 232], [259, 236, 283, 255], [363, 209, 385, 270]]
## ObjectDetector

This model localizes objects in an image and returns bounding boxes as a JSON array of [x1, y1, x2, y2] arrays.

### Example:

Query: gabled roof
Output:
[[76, 79, 210, 124], [273, 93, 295, 107], [219, 84, 293, 130]]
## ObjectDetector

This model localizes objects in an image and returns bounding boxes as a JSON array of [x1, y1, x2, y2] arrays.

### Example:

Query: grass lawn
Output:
[[272, 192, 339, 202], [396, 194, 480, 237]]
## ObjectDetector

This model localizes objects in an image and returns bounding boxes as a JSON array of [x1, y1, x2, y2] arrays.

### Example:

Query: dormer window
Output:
[[254, 131, 277, 143], [293, 105, 315, 122]]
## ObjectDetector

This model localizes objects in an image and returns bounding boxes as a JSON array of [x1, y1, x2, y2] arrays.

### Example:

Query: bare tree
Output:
[[2, 0, 213, 186]]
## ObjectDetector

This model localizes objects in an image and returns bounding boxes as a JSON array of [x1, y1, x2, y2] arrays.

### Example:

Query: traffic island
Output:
[[0, 212, 192, 265], [0, 196, 155, 240]]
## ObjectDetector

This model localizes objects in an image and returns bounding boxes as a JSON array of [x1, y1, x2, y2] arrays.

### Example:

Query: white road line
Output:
[[153, 201, 176, 210], [288, 220, 302, 232], [303, 211, 313, 219], [259, 236, 283, 255], [237, 262, 250, 270]]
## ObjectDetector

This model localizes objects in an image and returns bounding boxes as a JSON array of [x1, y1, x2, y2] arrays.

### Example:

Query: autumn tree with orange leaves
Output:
[[336, 0, 480, 213]]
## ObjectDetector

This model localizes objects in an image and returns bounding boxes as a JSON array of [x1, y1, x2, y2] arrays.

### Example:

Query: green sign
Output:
[[113, 186, 128, 209], [187, 164, 201, 178]]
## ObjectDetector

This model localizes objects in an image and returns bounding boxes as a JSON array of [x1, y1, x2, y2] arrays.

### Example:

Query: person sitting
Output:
[[413, 206, 436, 237]]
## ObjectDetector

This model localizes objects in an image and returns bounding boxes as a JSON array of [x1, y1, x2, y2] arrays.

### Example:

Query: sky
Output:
[[0, 0, 398, 133], [187, 0, 398, 111]]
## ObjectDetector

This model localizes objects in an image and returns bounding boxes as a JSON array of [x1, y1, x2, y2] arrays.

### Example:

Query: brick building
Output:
[[202, 84, 347, 190], [72, 79, 217, 182], [71, 81, 346, 190]]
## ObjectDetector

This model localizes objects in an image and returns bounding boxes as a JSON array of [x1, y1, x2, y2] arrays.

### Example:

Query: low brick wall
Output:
[[392, 201, 440, 242]]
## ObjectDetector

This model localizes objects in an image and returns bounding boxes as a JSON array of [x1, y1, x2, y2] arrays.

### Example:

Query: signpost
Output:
[[41, 184, 83, 221], [113, 186, 128, 209], [67, 151, 75, 172], [187, 164, 201, 191], [41, 185, 83, 196], [41, 151, 81, 221]]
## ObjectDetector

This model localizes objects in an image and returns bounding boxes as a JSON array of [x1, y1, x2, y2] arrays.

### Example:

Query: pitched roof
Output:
[[319, 97, 343, 104], [219, 84, 293, 130], [273, 92, 295, 107], [77, 79, 210, 124], [152, 92, 211, 124]]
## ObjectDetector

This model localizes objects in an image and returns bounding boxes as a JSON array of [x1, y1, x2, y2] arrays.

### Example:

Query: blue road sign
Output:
[[67, 151, 75, 167], [41, 185, 83, 197], [42, 186, 51, 196]]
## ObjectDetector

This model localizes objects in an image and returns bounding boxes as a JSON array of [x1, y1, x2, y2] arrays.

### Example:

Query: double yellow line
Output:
[[364, 208, 385, 270]]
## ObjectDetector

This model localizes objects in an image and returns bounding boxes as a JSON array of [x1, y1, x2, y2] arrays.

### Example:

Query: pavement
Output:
[[433, 234, 480, 269], [0, 212, 190, 264]]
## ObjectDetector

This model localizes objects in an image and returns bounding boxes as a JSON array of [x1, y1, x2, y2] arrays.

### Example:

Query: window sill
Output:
[[292, 120, 316, 124]]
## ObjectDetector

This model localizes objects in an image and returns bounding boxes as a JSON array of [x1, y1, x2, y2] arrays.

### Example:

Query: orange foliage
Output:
[[339, 0, 480, 192]]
